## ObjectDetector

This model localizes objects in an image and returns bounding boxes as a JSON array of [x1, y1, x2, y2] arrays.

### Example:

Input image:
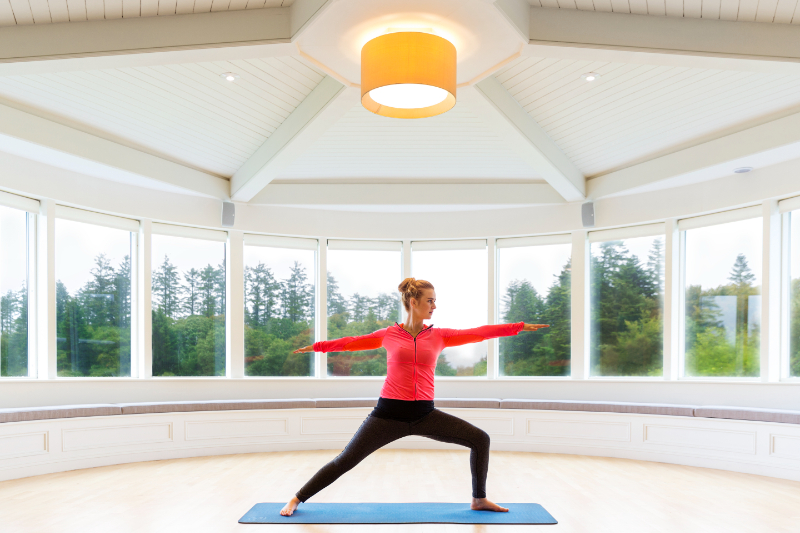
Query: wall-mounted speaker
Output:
[[581, 202, 595, 228], [221, 201, 235, 228]]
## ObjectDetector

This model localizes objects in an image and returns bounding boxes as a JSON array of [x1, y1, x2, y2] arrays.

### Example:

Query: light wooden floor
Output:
[[1, 450, 798, 533]]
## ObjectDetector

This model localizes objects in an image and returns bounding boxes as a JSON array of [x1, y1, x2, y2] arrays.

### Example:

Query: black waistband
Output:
[[370, 397, 435, 423]]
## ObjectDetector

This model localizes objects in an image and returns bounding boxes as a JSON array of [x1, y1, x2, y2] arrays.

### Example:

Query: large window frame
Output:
[[677, 207, 763, 381], [2, 192, 798, 384]]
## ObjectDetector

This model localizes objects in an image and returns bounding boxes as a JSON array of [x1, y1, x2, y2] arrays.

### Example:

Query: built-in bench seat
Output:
[[1, 399, 796, 424]]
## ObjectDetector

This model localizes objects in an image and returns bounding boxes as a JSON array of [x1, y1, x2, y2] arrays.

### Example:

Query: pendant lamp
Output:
[[361, 32, 457, 119]]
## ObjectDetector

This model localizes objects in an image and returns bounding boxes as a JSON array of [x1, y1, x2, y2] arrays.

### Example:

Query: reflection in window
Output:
[[412, 246, 487, 376], [244, 245, 315, 376], [56, 219, 132, 377], [684, 218, 761, 378], [0, 207, 31, 377], [152, 235, 225, 376], [498, 243, 571, 376], [327, 247, 401, 376], [590, 235, 664, 377], [788, 212, 800, 378]]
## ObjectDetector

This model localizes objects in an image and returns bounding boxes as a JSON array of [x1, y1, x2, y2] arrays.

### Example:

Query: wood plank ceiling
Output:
[[495, 56, 800, 177], [0, 0, 294, 26], [529, 0, 800, 23], [276, 102, 543, 182], [0, 56, 323, 177]]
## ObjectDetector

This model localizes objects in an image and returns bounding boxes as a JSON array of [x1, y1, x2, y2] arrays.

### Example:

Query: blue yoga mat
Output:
[[238, 502, 557, 524]]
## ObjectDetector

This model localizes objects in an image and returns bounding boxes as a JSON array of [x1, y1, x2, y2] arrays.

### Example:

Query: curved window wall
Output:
[[1, 192, 799, 383]]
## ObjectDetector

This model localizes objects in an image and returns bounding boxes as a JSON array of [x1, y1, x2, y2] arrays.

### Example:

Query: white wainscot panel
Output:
[[185, 419, 288, 441], [770, 434, 800, 460], [644, 425, 756, 454], [62, 423, 173, 452], [302, 417, 365, 435], [461, 417, 514, 436], [0, 432, 48, 460], [527, 419, 630, 442]]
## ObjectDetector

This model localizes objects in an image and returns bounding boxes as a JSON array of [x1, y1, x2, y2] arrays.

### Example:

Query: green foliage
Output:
[[56, 254, 132, 377], [326, 284, 399, 376], [1, 285, 28, 377], [244, 261, 314, 377], [590, 239, 664, 377], [684, 253, 761, 378], [151, 255, 226, 377], [500, 261, 572, 376], [791, 278, 800, 377]]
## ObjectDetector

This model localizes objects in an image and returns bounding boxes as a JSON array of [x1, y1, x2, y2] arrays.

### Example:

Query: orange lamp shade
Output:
[[361, 32, 457, 119]]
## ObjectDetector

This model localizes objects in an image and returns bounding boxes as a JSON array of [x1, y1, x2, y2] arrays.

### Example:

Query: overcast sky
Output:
[[498, 243, 572, 304], [685, 217, 762, 289], [56, 219, 131, 294], [0, 207, 28, 295], [327, 249, 401, 303]]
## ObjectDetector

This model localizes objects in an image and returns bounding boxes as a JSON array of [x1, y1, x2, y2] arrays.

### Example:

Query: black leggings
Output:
[[295, 409, 491, 502]]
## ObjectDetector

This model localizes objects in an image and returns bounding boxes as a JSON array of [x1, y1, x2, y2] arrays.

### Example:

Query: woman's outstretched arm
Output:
[[293, 328, 388, 353], [439, 322, 548, 348]]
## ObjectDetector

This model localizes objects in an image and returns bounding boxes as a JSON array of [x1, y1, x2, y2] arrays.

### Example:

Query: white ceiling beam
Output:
[[231, 77, 358, 202], [490, 0, 530, 43], [0, 0, 333, 75], [528, 8, 800, 71], [462, 79, 585, 202], [249, 183, 564, 207], [0, 103, 228, 199], [588, 111, 800, 200]]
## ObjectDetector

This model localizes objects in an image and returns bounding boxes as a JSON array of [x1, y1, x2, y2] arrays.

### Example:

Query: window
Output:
[[784, 202, 800, 378], [0, 204, 33, 377], [151, 226, 226, 377], [590, 226, 665, 377], [497, 237, 571, 377], [412, 241, 487, 376], [327, 241, 401, 377], [244, 236, 316, 377], [55, 208, 136, 377], [682, 211, 762, 378]]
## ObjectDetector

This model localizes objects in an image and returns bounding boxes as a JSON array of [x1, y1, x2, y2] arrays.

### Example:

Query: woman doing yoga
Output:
[[280, 277, 548, 516]]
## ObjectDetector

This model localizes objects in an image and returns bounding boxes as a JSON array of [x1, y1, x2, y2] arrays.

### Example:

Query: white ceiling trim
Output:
[[0, 102, 229, 199], [248, 183, 565, 206], [463, 78, 585, 201], [231, 77, 355, 201], [528, 8, 800, 67], [587, 111, 800, 200]]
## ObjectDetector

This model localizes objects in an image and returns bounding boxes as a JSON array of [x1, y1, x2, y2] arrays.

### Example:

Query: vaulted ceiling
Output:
[[1, 0, 799, 212]]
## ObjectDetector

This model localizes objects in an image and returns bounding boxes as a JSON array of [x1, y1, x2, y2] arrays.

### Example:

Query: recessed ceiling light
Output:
[[581, 72, 601, 82], [220, 72, 240, 82], [734, 167, 753, 173]]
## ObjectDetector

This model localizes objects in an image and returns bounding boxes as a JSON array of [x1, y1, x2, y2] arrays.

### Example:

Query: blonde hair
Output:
[[398, 277, 434, 313]]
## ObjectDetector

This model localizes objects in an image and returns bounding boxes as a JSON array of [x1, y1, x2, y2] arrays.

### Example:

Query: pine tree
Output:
[[183, 268, 200, 316], [152, 256, 180, 318], [327, 272, 347, 316], [729, 253, 756, 288]]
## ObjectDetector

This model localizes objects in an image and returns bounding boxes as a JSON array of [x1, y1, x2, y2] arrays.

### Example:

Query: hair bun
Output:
[[398, 277, 416, 294]]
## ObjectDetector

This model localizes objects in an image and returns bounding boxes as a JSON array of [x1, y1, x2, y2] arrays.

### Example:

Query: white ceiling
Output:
[[495, 55, 800, 177], [0, 56, 324, 177], [0, 0, 293, 25], [529, 0, 800, 23], [277, 102, 542, 181]]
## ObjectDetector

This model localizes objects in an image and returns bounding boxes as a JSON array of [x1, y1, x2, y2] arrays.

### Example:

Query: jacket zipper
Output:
[[397, 324, 431, 401]]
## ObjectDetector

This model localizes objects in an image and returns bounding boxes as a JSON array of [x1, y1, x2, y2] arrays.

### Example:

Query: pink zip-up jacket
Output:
[[312, 322, 525, 401]]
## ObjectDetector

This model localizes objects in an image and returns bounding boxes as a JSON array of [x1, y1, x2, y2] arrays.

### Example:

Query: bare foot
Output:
[[280, 496, 300, 516], [471, 497, 509, 512]]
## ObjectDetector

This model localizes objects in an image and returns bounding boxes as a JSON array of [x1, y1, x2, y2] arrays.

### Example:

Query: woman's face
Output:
[[411, 288, 437, 320]]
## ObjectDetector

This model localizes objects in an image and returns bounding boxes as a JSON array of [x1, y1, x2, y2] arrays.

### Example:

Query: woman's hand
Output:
[[522, 323, 549, 332], [293, 345, 314, 354]]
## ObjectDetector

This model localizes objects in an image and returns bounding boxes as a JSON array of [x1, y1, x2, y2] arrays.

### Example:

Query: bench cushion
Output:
[[694, 406, 800, 425], [0, 404, 121, 423], [499, 399, 695, 417], [315, 398, 378, 408], [118, 399, 315, 415], [435, 398, 500, 409]]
